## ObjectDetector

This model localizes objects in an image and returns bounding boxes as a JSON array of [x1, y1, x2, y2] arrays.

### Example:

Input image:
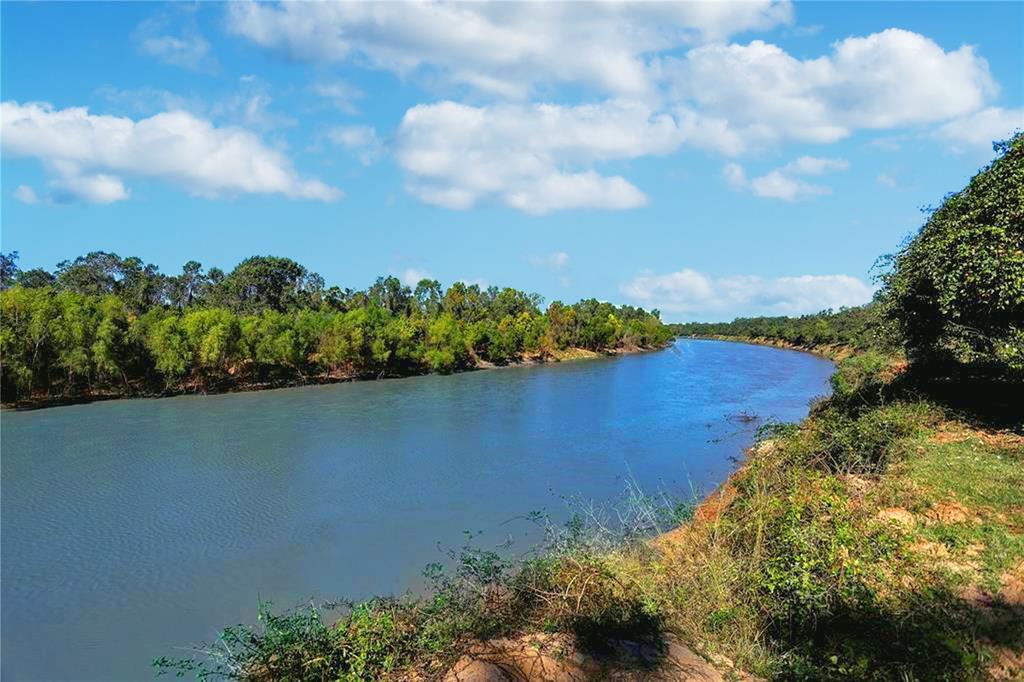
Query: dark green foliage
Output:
[[879, 133, 1024, 375], [0, 252, 671, 402], [803, 401, 937, 474], [215, 256, 323, 313], [1, 251, 20, 289], [16, 267, 56, 288], [671, 304, 891, 352], [827, 351, 890, 404]]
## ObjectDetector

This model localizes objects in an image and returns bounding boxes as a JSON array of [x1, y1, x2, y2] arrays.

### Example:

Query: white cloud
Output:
[[934, 107, 1024, 154], [749, 170, 831, 201], [663, 29, 997, 153], [876, 173, 899, 189], [396, 100, 682, 213], [725, 156, 848, 201], [621, 268, 875, 318], [222, 12, 1008, 214], [722, 163, 748, 189], [311, 81, 365, 114], [139, 34, 211, 71], [98, 80, 294, 132], [530, 251, 570, 270], [503, 172, 648, 214], [1, 101, 341, 204], [13, 185, 39, 205], [210, 77, 296, 131], [228, 1, 792, 98], [134, 10, 215, 72], [398, 268, 433, 286], [784, 156, 849, 175], [96, 86, 198, 117], [51, 171, 130, 204], [329, 125, 384, 165], [457, 277, 489, 290]]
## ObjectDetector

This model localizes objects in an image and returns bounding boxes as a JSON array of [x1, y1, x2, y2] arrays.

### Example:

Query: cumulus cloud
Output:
[[138, 34, 211, 71], [96, 86, 199, 117], [1, 101, 340, 204], [876, 173, 899, 189], [396, 100, 683, 213], [663, 28, 996, 153], [13, 185, 40, 205], [724, 156, 848, 201], [210, 76, 296, 132], [934, 107, 1024, 154], [530, 252, 570, 270], [329, 125, 384, 165], [227, 7, 1006, 213], [51, 171, 131, 204], [311, 81, 365, 115], [134, 9, 216, 72], [228, 1, 792, 98], [621, 268, 875, 318], [398, 268, 433, 286]]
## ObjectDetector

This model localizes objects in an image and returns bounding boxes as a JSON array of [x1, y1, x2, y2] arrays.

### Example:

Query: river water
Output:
[[0, 339, 833, 680]]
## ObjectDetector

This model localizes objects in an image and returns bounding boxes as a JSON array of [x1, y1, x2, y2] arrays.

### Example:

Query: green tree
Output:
[[1, 251, 20, 289], [219, 256, 317, 313], [182, 309, 242, 381], [317, 308, 368, 375], [368, 276, 412, 315], [413, 279, 443, 316], [169, 261, 208, 310], [426, 313, 470, 373], [1, 252, 671, 401], [91, 295, 132, 388], [16, 268, 55, 288], [880, 134, 1024, 373], [147, 316, 191, 381]]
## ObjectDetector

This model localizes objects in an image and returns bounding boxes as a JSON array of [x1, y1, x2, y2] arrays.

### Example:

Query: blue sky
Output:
[[2, 1, 1022, 321]]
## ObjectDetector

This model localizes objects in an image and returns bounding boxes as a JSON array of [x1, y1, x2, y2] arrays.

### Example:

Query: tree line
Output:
[[0, 252, 672, 403], [669, 304, 888, 352]]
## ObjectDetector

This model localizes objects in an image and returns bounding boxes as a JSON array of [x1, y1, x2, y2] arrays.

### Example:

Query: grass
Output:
[[874, 425, 1024, 590], [157, 353, 1023, 681]]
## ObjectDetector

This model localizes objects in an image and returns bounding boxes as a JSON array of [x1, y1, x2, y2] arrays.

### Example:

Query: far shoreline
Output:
[[676, 333, 853, 362], [1, 341, 671, 412]]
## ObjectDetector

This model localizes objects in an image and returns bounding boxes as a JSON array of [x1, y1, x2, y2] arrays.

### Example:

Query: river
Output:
[[0, 339, 833, 680]]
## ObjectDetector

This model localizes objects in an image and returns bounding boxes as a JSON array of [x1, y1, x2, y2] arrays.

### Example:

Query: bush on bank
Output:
[[879, 133, 1024, 376]]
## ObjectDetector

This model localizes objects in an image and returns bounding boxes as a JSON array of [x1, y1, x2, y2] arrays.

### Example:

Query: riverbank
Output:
[[2, 341, 669, 411], [155, 344, 1023, 680], [441, 348, 1022, 680], [677, 333, 856, 362]]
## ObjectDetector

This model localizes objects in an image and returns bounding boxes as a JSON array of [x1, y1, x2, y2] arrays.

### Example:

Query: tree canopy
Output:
[[879, 133, 1023, 374], [0, 252, 671, 403]]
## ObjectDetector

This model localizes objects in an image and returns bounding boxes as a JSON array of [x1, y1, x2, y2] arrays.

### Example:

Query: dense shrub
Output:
[[827, 351, 891, 406], [756, 475, 895, 624], [806, 402, 937, 474], [880, 133, 1024, 375]]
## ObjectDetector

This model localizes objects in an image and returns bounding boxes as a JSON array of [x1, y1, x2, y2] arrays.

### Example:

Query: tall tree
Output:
[[1, 251, 20, 290]]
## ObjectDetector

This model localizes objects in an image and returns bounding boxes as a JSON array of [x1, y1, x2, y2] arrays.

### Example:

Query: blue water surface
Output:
[[1, 339, 833, 680]]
